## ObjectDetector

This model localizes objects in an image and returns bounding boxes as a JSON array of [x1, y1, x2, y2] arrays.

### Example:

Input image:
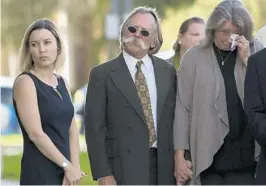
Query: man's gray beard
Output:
[[122, 36, 149, 50]]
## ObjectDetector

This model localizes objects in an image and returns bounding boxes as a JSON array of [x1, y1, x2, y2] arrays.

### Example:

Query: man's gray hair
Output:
[[203, 0, 254, 47], [119, 6, 163, 55]]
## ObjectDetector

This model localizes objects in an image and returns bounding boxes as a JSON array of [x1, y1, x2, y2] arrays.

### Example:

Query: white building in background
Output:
[[256, 25, 266, 47]]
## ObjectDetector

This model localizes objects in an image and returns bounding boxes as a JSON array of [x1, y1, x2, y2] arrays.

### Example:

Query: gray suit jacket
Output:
[[84, 53, 177, 185]]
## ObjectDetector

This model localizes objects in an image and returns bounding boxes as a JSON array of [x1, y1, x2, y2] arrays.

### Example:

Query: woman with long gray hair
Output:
[[173, 0, 264, 185]]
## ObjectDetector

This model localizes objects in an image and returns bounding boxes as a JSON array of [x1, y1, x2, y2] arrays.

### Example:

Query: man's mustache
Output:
[[122, 36, 149, 50]]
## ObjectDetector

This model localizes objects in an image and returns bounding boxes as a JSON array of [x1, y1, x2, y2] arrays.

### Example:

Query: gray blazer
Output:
[[173, 41, 264, 184], [85, 53, 177, 185]]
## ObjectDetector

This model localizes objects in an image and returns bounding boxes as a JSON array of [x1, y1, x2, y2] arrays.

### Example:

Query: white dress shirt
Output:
[[123, 51, 158, 147]]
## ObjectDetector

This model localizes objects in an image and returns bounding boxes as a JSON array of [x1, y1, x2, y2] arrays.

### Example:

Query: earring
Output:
[[178, 40, 182, 44]]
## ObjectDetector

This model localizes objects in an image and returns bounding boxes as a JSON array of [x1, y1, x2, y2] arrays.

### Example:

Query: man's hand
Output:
[[98, 175, 117, 185]]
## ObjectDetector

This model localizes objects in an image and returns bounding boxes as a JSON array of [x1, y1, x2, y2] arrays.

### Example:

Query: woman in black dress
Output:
[[13, 19, 85, 185]]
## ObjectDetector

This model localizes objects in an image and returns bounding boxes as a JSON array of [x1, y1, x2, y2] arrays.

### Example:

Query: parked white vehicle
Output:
[[0, 76, 20, 135]]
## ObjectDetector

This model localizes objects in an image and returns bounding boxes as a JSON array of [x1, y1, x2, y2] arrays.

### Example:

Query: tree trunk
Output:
[[66, 5, 94, 91]]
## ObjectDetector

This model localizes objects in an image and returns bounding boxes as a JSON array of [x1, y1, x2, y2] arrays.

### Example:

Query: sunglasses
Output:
[[127, 26, 151, 37]]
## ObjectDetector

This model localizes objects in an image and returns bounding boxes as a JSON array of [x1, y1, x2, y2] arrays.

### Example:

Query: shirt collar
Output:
[[123, 51, 153, 72]]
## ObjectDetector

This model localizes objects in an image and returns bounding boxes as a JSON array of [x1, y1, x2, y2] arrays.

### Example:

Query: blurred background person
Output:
[[244, 48, 266, 185], [173, 0, 264, 185], [13, 19, 85, 185], [168, 17, 205, 68]]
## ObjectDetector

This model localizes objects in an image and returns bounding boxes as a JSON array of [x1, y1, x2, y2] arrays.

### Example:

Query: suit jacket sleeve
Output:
[[244, 53, 266, 147], [84, 67, 111, 180], [173, 49, 196, 150]]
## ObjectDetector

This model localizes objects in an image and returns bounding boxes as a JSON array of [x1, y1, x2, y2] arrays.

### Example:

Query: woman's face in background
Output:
[[179, 22, 206, 51]]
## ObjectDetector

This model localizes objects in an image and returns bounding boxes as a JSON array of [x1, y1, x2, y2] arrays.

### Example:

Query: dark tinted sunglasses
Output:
[[127, 26, 150, 37]]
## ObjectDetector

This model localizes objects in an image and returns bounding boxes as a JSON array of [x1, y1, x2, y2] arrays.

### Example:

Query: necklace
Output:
[[218, 48, 232, 65]]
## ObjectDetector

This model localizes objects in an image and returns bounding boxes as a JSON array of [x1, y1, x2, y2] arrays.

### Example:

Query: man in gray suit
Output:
[[84, 6, 176, 185]]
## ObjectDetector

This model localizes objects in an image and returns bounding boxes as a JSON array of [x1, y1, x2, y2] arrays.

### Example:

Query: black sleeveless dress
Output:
[[13, 72, 74, 185]]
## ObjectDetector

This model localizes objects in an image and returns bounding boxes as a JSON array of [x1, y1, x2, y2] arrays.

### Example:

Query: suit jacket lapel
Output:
[[110, 53, 146, 124], [151, 56, 170, 123]]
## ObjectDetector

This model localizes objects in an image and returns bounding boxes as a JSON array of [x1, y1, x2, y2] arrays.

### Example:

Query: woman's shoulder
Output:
[[13, 72, 36, 100], [184, 44, 207, 57], [180, 44, 211, 72], [14, 72, 35, 88], [182, 45, 204, 63]]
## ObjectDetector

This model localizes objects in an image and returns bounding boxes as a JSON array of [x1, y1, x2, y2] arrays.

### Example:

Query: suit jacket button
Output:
[[128, 126, 132, 130], [126, 148, 131, 153]]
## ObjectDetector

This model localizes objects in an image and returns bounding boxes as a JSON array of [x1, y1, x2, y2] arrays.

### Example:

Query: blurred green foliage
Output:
[[1, 0, 59, 49], [135, 0, 196, 17], [1, 0, 265, 89], [161, 0, 266, 50]]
